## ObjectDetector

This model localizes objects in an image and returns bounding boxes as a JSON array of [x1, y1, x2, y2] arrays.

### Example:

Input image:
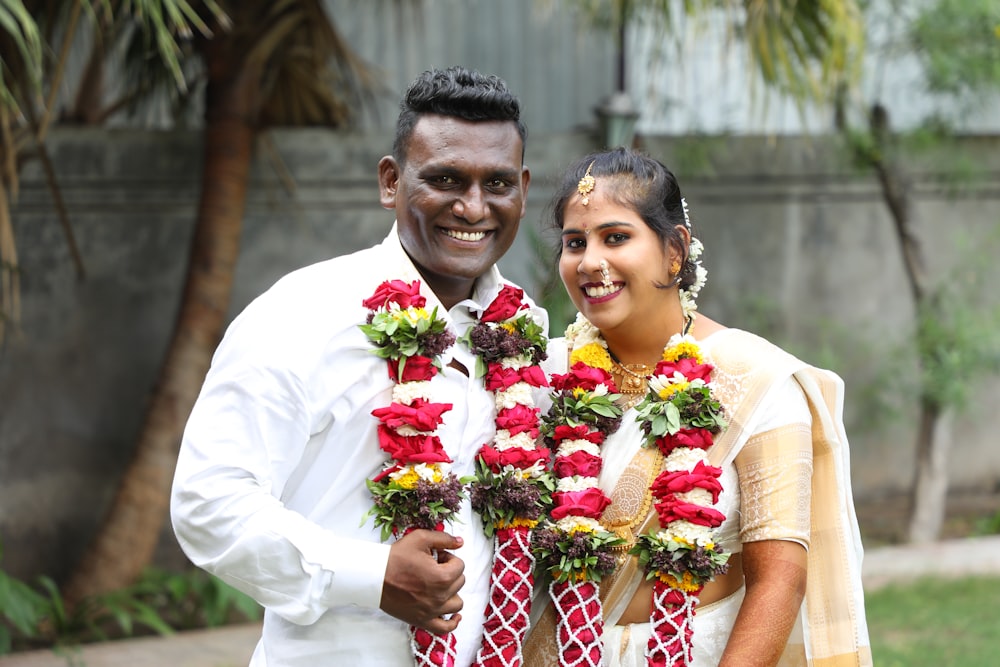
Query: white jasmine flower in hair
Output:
[[680, 290, 699, 317], [689, 237, 704, 261]]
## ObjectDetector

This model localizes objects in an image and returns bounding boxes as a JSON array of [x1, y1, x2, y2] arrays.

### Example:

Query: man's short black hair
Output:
[[392, 66, 527, 164]]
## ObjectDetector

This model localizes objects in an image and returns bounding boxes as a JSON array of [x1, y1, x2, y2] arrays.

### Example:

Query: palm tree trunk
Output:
[[63, 47, 260, 607]]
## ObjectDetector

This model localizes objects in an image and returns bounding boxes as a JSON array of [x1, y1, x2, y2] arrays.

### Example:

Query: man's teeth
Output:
[[585, 284, 620, 298], [445, 230, 486, 241]]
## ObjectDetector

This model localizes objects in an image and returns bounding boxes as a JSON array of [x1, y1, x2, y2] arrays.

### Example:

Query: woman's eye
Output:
[[607, 232, 628, 244], [564, 238, 585, 250]]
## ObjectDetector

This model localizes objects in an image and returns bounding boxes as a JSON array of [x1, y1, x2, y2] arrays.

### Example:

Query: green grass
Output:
[[867, 574, 1000, 666]]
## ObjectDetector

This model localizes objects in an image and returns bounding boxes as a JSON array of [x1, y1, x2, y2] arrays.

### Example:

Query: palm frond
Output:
[[116, 0, 227, 93], [741, 0, 864, 103], [0, 0, 44, 110], [250, 0, 380, 128]]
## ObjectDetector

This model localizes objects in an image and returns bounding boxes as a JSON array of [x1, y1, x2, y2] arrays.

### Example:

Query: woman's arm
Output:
[[718, 539, 807, 667]]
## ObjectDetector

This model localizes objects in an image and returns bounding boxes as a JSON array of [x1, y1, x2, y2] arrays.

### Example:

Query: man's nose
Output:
[[452, 185, 486, 223]]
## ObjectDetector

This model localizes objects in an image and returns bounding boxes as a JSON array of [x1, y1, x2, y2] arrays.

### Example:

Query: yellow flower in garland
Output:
[[496, 517, 540, 530], [656, 379, 689, 400], [662, 339, 703, 364], [658, 571, 702, 593], [570, 342, 613, 370], [388, 462, 445, 489]]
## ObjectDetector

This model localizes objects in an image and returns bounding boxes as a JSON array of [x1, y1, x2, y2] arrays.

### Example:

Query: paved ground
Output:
[[3, 535, 1000, 667]]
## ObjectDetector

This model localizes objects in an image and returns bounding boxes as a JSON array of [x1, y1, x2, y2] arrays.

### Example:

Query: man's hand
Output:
[[380, 529, 466, 635]]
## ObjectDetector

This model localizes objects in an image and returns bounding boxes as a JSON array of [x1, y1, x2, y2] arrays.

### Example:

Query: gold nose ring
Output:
[[599, 260, 612, 289]]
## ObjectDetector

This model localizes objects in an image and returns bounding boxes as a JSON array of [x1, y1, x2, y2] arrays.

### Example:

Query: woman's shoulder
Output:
[[699, 325, 804, 378]]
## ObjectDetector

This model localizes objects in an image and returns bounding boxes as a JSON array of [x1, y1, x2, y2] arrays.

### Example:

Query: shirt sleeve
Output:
[[734, 376, 814, 548], [170, 323, 390, 626]]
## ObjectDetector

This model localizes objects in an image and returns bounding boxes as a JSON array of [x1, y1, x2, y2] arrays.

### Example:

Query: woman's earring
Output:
[[600, 259, 613, 289], [670, 259, 681, 277]]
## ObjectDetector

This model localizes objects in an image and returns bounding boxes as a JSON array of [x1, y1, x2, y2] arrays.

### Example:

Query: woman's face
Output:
[[558, 183, 683, 339]]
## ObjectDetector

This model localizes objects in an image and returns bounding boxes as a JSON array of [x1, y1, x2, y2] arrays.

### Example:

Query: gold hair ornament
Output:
[[577, 161, 596, 205]]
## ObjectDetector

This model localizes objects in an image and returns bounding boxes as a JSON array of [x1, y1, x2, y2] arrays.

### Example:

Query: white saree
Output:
[[526, 328, 872, 666]]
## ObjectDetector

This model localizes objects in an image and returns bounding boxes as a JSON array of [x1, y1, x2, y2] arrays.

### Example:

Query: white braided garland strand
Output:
[[410, 626, 457, 667], [645, 583, 699, 666], [473, 526, 536, 666], [549, 579, 604, 667]]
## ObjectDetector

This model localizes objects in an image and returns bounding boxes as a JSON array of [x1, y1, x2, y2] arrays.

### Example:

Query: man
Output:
[[171, 66, 543, 665]]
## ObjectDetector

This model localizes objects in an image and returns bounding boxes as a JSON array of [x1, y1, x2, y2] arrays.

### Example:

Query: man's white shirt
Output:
[[171, 225, 549, 665]]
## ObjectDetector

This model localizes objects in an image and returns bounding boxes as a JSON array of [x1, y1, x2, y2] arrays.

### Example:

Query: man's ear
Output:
[[377, 156, 399, 210], [519, 165, 532, 218]]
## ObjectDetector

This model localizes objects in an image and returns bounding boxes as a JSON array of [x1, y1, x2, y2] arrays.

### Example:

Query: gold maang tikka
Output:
[[577, 161, 596, 205]]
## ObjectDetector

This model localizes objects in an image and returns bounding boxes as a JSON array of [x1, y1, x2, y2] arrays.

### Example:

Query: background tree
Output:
[[58, 0, 380, 607], [0, 0, 44, 343], [835, 0, 1000, 543], [568, 0, 864, 110], [0, 0, 229, 344]]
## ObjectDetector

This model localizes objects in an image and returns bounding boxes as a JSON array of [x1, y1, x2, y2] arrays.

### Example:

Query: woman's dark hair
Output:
[[393, 66, 527, 164], [548, 147, 697, 291]]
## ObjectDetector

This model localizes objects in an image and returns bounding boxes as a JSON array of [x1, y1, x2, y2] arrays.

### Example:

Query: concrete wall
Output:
[[2, 128, 998, 582]]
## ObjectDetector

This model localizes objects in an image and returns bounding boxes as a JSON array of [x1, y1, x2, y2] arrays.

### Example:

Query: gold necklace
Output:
[[610, 360, 655, 395], [609, 361, 653, 411], [608, 315, 694, 405]]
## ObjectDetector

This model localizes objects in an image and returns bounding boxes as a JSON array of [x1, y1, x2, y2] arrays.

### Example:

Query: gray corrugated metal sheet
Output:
[[325, 0, 618, 134]]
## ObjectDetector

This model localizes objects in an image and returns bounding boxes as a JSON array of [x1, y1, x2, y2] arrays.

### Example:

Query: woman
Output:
[[525, 148, 871, 666]]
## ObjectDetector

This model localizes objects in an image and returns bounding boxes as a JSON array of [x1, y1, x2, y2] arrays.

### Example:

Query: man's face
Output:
[[378, 115, 530, 309]]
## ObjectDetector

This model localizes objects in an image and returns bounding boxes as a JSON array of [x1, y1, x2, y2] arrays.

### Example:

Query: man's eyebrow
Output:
[[422, 164, 520, 180]]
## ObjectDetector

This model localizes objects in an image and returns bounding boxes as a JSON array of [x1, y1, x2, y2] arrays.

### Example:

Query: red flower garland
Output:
[[631, 337, 729, 666], [467, 285, 551, 667], [362, 280, 464, 666], [362, 280, 551, 667], [535, 362, 625, 667]]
